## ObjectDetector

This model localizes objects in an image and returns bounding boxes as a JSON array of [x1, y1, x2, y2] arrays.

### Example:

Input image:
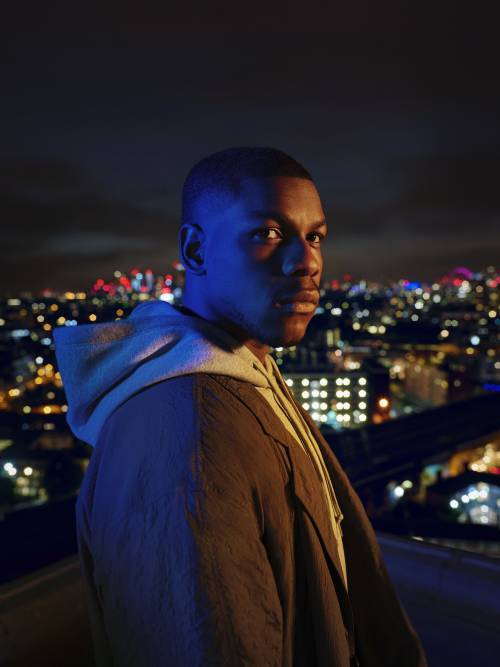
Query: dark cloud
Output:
[[0, 2, 463, 42], [325, 150, 500, 240], [386, 152, 500, 218], [1, 7, 499, 293], [0, 160, 94, 195], [0, 159, 178, 249], [0, 160, 180, 294], [324, 233, 498, 283]]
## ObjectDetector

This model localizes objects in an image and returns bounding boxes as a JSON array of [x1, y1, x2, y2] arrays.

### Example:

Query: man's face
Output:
[[202, 175, 327, 348]]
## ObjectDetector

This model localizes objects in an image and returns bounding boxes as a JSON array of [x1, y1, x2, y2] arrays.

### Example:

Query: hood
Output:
[[53, 299, 275, 447]]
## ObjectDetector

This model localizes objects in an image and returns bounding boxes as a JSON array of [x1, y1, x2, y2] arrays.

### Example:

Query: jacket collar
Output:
[[210, 374, 353, 622]]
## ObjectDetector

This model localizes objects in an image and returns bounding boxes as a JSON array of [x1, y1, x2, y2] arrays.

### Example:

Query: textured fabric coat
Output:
[[76, 371, 428, 667]]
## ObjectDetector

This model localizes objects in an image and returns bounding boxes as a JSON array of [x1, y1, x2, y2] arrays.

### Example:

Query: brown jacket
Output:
[[76, 372, 428, 666]]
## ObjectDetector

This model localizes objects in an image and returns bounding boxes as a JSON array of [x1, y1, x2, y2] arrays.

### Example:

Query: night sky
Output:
[[2, 5, 499, 296]]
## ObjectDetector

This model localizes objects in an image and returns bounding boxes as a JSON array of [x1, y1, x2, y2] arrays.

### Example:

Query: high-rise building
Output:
[[284, 373, 375, 429]]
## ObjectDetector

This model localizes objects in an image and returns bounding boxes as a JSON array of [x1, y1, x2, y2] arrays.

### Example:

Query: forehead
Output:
[[234, 176, 324, 220]]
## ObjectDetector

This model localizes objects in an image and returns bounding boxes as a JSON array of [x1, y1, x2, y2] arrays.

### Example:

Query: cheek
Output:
[[207, 239, 277, 298], [223, 245, 275, 280], [207, 259, 250, 301], [249, 244, 279, 264]]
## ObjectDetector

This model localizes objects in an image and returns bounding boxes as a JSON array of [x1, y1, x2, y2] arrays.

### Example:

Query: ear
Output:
[[178, 223, 207, 276]]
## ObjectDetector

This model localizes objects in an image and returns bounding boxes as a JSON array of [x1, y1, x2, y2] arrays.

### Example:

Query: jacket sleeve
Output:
[[93, 376, 284, 667]]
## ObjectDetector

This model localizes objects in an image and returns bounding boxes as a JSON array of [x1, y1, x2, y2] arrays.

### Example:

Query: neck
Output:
[[242, 338, 271, 365], [176, 302, 271, 365]]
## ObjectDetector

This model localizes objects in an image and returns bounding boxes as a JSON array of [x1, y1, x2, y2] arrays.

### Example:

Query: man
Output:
[[54, 147, 428, 666]]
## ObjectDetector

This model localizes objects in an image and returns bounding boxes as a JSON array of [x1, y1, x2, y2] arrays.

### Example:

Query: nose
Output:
[[281, 237, 321, 277]]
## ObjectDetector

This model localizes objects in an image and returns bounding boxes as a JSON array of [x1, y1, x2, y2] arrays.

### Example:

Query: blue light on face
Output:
[[405, 281, 422, 291]]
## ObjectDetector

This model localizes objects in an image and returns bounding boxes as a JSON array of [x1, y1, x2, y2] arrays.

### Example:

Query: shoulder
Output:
[[89, 374, 288, 536], [118, 373, 280, 481], [106, 373, 257, 431], [99, 373, 265, 466]]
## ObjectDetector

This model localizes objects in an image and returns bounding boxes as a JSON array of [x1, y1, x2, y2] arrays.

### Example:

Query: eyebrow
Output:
[[248, 209, 328, 234]]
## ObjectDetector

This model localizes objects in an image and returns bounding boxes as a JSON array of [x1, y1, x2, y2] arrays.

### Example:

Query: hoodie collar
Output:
[[53, 299, 277, 447]]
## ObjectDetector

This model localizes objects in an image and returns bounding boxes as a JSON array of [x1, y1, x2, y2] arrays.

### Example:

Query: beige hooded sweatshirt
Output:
[[53, 298, 347, 590]]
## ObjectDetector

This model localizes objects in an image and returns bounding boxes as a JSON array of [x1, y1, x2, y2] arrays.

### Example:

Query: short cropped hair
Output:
[[181, 147, 313, 228]]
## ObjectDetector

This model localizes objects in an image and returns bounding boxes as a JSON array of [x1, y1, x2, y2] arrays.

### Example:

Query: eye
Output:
[[251, 228, 326, 244], [252, 228, 283, 241]]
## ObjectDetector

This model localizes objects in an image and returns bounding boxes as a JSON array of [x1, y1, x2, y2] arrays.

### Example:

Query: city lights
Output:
[[0, 263, 498, 565]]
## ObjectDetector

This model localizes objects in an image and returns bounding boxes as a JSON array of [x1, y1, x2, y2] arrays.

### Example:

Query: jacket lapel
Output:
[[211, 375, 352, 610]]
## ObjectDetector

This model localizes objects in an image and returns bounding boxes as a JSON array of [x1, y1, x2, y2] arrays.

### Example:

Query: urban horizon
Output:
[[2, 262, 497, 300]]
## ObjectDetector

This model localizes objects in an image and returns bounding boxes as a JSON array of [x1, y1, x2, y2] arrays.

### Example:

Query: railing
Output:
[[378, 533, 500, 667], [2, 533, 499, 666], [0, 555, 93, 667]]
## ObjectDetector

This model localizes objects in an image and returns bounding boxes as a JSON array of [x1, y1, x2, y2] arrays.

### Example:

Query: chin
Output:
[[266, 318, 310, 348]]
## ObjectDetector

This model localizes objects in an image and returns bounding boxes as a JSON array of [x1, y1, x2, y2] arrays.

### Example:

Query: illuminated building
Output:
[[284, 373, 375, 429], [427, 474, 500, 527], [405, 362, 449, 406]]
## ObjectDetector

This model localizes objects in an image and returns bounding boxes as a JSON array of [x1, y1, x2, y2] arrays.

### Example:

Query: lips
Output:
[[275, 291, 319, 306], [274, 290, 319, 314], [276, 301, 317, 314]]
